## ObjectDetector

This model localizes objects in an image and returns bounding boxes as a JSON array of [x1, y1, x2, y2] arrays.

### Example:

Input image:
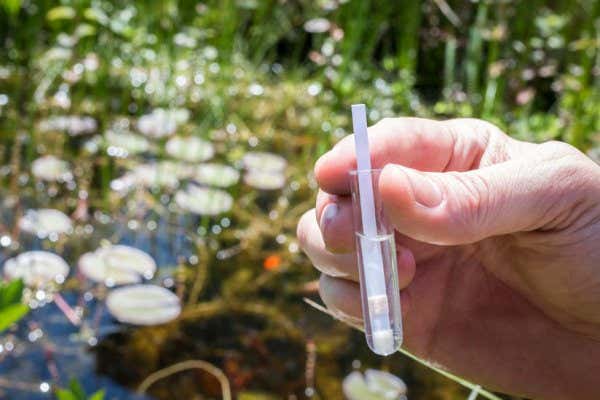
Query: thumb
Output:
[[378, 155, 586, 245]]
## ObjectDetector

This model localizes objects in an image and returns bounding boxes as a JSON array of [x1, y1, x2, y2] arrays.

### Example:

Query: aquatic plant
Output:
[[37, 115, 97, 137], [19, 209, 73, 239], [0, 0, 597, 398], [78, 244, 156, 286], [31, 155, 73, 183], [3, 251, 69, 288], [165, 136, 215, 163], [56, 379, 105, 400], [343, 369, 407, 400], [106, 284, 181, 326], [0, 279, 28, 333], [192, 163, 240, 188], [174, 185, 234, 215]]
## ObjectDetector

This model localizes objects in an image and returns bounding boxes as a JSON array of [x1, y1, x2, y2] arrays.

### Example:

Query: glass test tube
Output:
[[350, 168, 403, 355]]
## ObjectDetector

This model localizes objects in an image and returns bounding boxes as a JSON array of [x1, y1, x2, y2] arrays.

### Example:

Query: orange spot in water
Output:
[[263, 254, 281, 271]]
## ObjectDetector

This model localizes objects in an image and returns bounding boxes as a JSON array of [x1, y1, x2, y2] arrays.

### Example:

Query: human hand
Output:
[[297, 118, 600, 399]]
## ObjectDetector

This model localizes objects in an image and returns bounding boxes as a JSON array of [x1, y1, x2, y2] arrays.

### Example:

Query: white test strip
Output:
[[351, 104, 394, 355]]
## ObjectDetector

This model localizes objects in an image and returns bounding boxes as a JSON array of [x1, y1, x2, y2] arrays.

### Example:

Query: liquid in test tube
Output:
[[350, 104, 403, 356]]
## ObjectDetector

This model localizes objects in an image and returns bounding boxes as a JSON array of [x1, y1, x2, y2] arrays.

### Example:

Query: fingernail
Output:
[[402, 168, 443, 208], [319, 203, 339, 233]]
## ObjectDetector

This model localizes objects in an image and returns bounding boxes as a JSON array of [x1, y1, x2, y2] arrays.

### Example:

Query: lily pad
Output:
[[137, 109, 176, 139], [110, 161, 190, 194], [31, 155, 73, 182], [243, 170, 286, 190], [166, 136, 215, 163], [78, 245, 157, 286], [104, 129, 150, 156], [174, 185, 233, 215], [242, 151, 287, 172], [19, 209, 73, 238], [343, 369, 407, 400], [3, 251, 70, 287], [106, 284, 181, 326], [37, 115, 97, 136], [137, 108, 189, 139], [193, 163, 240, 188]]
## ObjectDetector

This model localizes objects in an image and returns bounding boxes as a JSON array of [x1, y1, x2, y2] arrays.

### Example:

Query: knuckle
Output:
[[538, 140, 580, 159], [446, 171, 493, 237]]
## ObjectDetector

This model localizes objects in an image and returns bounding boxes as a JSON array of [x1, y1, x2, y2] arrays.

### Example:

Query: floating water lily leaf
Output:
[[243, 170, 286, 190], [78, 245, 157, 286], [110, 161, 190, 193], [31, 155, 73, 182], [3, 251, 70, 287], [343, 369, 407, 400], [242, 151, 287, 172], [19, 209, 73, 237], [168, 108, 191, 124], [104, 129, 150, 156], [166, 136, 215, 163], [137, 108, 188, 139], [193, 163, 240, 188], [106, 284, 181, 325], [37, 115, 97, 136], [175, 185, 233, 215]]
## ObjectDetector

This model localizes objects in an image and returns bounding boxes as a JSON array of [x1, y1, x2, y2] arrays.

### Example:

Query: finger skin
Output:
[[305, 116, 600, 399], [297, 209, 356, 278], [315, 193, 446, 263], [317, 194, 354, 252], [315, 118, 502, 195], [318, 255, 600, 400], [298, 208, 416, 284]]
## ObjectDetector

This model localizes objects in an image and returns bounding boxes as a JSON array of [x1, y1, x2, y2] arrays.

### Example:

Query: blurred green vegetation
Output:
[[1, 0, 598, 148]]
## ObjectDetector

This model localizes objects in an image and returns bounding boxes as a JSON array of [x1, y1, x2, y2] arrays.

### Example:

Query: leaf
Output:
[[1, 0, 22, 15], [68, 379, 86, 400], [75, 24, 97, 39], [55, 389, 78, 400], [88, 389, 105, 400], [238, 392, 278, 400], [0, 279, 24, 308], [83, 7, 109, 26], [0, 303, 28, 332], [46, 6, 76, 21]]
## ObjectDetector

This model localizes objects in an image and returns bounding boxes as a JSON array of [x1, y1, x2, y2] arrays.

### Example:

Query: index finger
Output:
[[314, 117, 492, 195]]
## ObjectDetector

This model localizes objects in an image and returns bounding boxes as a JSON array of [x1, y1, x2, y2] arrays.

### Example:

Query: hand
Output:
[[297, 117, 600, 400]]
